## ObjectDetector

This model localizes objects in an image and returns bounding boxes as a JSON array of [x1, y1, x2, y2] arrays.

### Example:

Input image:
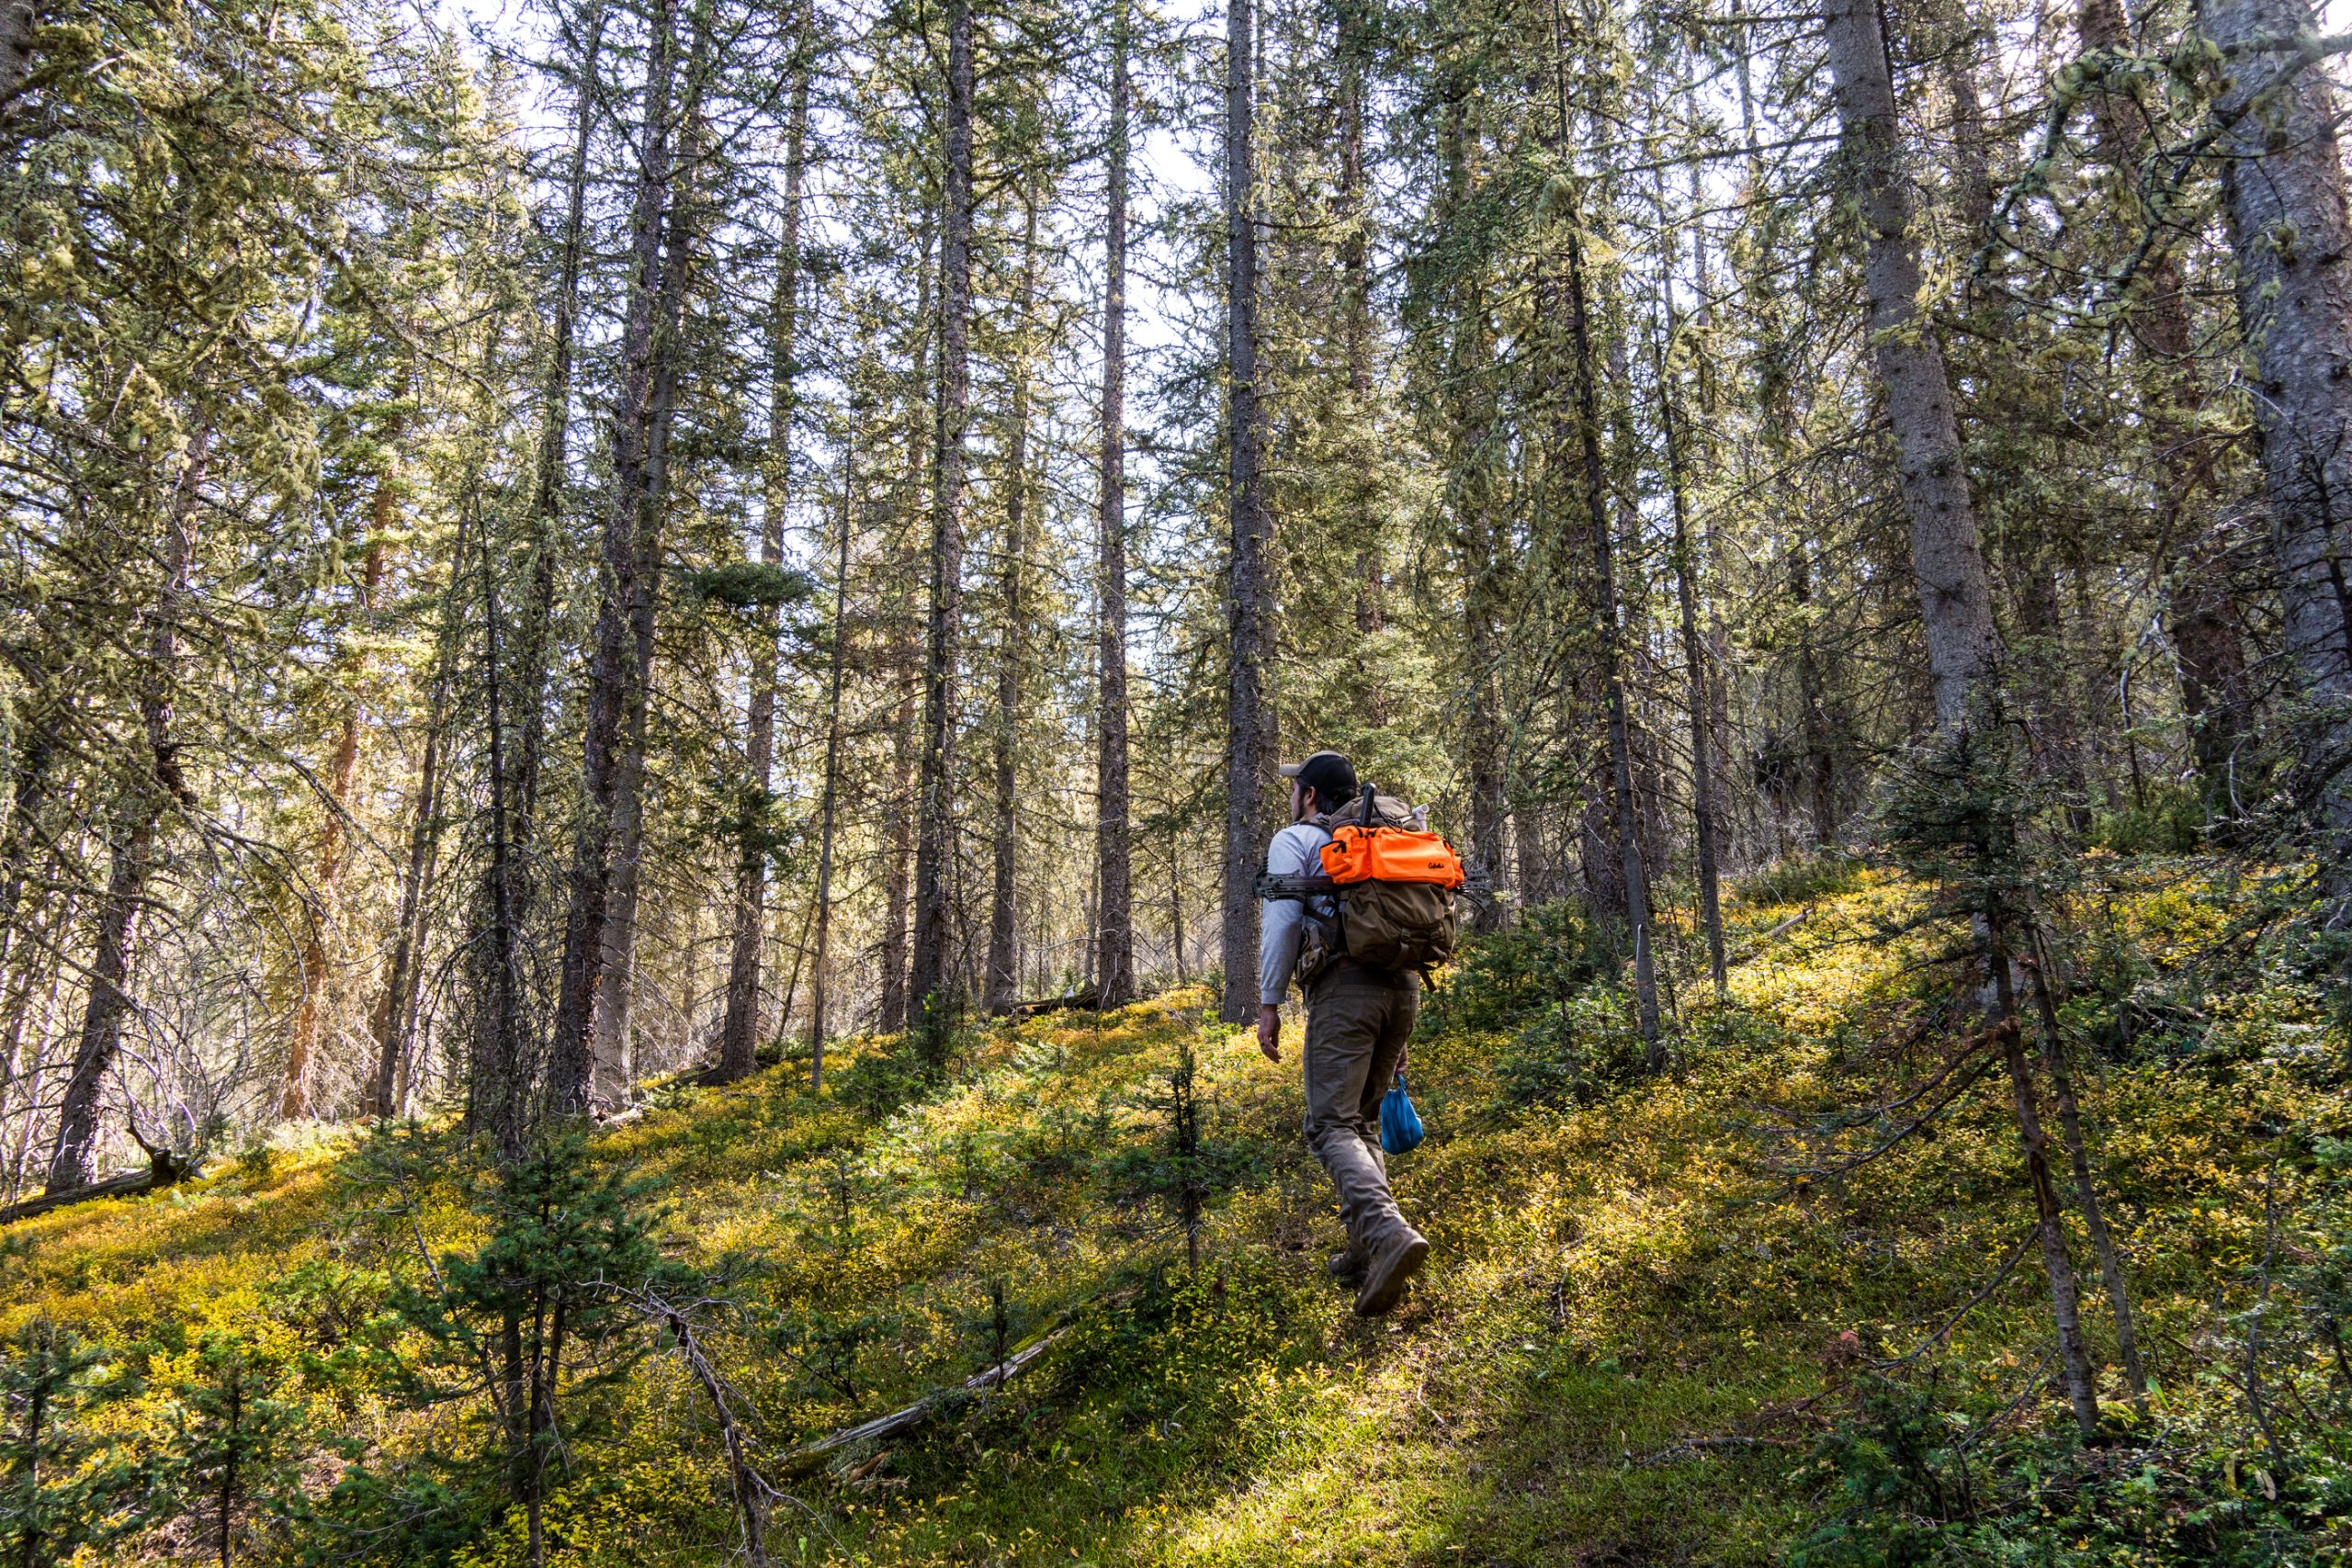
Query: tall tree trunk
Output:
[[1690, 182, 1738, 870], [0, 716, 60, 1144], [590, 761, 646, 1107], [2017, 555, 2092, 823], [1934, 1, 1994, 241], [515, 0, 609, 852], [1094, 0, 1136, 1008], [1576, 744, 1625, 924], [2167, 527, 2253, 799], [2197, 0, 2352, 842], [0, 887, 74, 1204], [365, 595, 458, 1120], [1167, 839, 1189, 982], [880, 217, 936, 1035], [1790, 542, 1839, 845], [909, 0, 975, 1018], [1653, 314, 1727, 996], [1219, 0, 1272, 1025], [807, 434, 854, 1089], [718, 52, 810, 1082], [985, 200, 1040, 1018], [2061, 0, 2254, 802], [472, 496, 531, 1163], [1462, 448, 1509, 930], [592, 71, 711, 1111], [547, 0, 687, 1114], [1826, 8, 2106, 1425], [47, 428, 209, 1193], [282, 523, 386, 1121], [1561, 229, 1662, 1066], [1336, 0, 1385, 713], [1547, 10, 1659, 1063], [6, 953, 72, 1202], [1821, 0, 2002, 730], [879, 684, 917, 1032], [1441, 85, 1509, 928]]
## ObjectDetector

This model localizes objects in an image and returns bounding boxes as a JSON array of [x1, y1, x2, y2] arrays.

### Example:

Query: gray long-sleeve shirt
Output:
[[1258, 820, 1334, 1006]]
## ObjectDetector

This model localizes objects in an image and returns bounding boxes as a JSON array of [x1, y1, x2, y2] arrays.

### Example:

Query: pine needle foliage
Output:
[[0, 1320, 144, 1568]]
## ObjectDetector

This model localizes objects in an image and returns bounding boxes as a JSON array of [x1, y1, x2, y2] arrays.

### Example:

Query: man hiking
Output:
[[1256, 749, 1431, 1316]]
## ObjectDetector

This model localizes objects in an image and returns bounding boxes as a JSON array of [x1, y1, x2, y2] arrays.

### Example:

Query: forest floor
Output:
[[4, 855, 2346, 1566]]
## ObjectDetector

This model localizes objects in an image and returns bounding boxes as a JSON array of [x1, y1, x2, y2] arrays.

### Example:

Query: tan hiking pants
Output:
[[1303, 965, 1419, 1258]]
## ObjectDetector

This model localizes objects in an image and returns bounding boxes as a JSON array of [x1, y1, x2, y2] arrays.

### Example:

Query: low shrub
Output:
[[1420, 901, 1607, 1041], [1491, 985, 1647, 1109], [2091, 784, 2208, 855], [1735, 849, 1870, 910]]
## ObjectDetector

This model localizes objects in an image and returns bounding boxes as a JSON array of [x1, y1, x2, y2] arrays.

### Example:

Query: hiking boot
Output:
[[1353, 1227, 1430, 1317], [1327, 1248, 1367, 1285]]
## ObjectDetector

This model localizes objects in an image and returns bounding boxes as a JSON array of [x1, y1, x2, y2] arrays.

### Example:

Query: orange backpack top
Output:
[[1318, 822, 1466, 889], [1304, 786, 1466, 976]]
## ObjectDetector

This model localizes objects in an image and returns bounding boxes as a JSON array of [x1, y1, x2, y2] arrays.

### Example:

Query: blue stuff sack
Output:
[[1379, 1072, 1425, 1156]]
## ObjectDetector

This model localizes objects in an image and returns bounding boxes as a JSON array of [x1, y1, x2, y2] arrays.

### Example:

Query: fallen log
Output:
[[1007, 989, 1098, 1020], [779, 1325, 1071, 1474], [1727, 907, 1809, 967], [0, 1153, 205, 1226]]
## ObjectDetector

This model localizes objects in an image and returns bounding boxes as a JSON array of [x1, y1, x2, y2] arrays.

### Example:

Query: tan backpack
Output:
[[1275, 785, 1465, 981]]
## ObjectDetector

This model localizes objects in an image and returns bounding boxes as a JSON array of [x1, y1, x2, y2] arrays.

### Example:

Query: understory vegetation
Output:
[[4, 856, 2345, 1566]]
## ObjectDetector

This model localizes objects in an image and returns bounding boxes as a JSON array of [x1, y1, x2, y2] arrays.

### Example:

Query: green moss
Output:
[[4, 871, 2347, 1565]]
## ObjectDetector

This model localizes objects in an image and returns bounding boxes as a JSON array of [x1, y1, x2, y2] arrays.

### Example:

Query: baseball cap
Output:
[[1279, 750, 1357, 801]]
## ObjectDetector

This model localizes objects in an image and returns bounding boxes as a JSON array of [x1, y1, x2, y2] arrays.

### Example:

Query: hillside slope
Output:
[[3, 860, 2346, 1566]]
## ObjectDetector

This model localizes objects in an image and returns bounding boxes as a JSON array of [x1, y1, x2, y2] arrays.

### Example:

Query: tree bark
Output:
[[718, 51, 810, 1081], [1822, 0, 2003, 731], [1219, 0, 1272, 1025], [282, 519, 386, 1122], [590, 757, 646, 1108], [985, 200, 1040, 1018], [1094, 1, 1136, 1008], [472, 491, 531, 1162], [909, 0, 975, 1018], [590, 51, 716, 1111], [2198, 0, 2352, 860], [880, 216, 936, 1035], [2061, 0, 2251, 801], [1561, 228, 1662, 1066], [514, 0, 609, 853], [1440, 86, 1509, 929], [1653, 315, 1728, 996], [2016, 554, 2093, 826], [365, 586, 458, 1121], [0, 704, 62, 1153], [547, 0, 688, 1114], [1337, 0, 1385, 715], [1789, 542, 1840, 845], [0, 0, 34, 116], [47, 428, 209, 1193], [1546, 10, 1659, 1062], [808, 435, 854, 1089], [1463, 464, 1510, 935], [1166, 840, 1189, 982]]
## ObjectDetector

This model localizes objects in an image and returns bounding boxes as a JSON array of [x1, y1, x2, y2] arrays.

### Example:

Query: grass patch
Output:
[[1, 864, 2346, 1564]]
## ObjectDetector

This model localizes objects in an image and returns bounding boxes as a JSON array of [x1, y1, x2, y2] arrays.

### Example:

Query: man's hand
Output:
[[1256, 1004, 1282, 1063]]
